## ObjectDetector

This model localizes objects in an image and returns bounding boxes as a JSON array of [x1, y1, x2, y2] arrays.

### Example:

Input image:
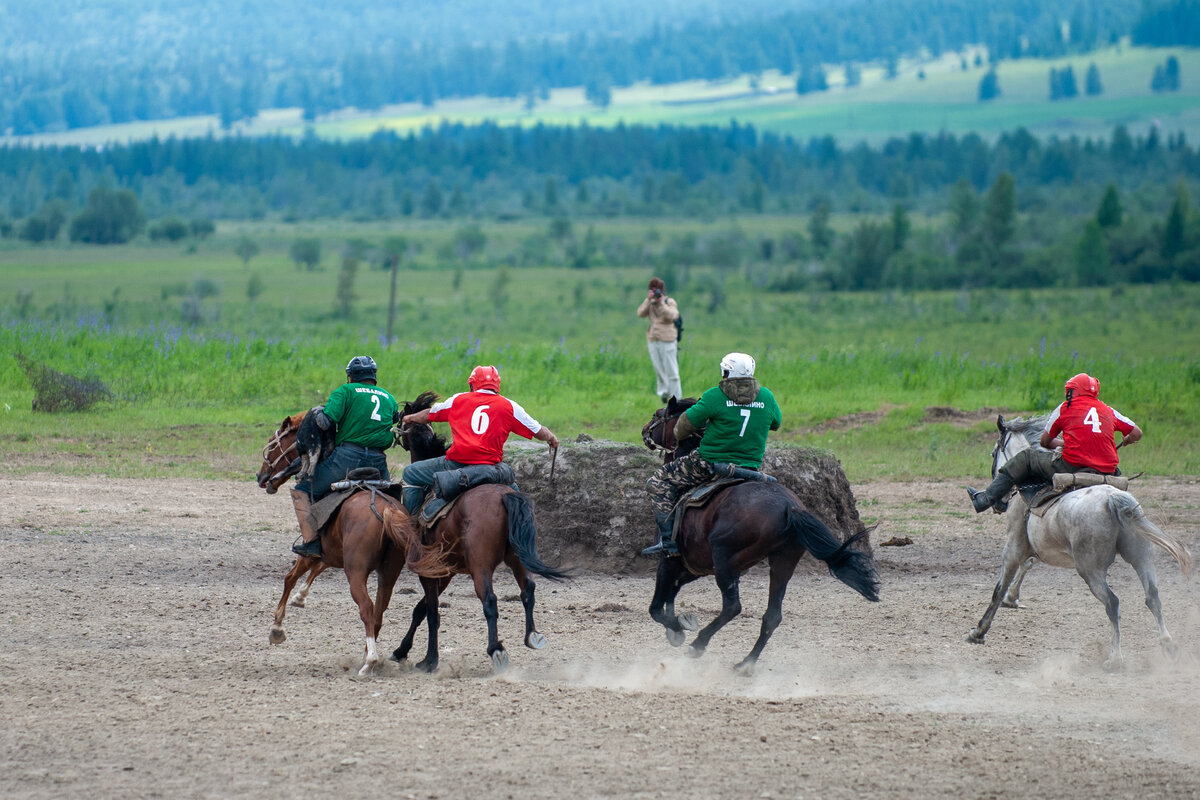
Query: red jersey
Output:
[[428, 390, 541, 465], [1044, 397, 1136, 473]]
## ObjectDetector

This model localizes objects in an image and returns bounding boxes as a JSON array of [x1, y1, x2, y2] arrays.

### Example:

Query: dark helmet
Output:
[[468, 365, 501, 392], [346, 355, 378, 383]]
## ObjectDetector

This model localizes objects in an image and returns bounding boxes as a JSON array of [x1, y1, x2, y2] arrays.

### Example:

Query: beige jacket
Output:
[[636, 296, 680, 342]]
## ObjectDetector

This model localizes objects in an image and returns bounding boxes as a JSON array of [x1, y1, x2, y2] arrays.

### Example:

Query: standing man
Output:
[[637, 277, 682, 403], [967, 372, 1142, 513], [292, 355, 399, 559], [643, 352, 782, 556], [399, 365, 559, 515]]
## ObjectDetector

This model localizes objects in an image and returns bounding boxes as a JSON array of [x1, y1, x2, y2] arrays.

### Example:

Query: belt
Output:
[[340, 442, 387, 455]]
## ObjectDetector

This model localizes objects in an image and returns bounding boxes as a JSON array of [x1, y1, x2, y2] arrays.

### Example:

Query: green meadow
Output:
[[3, 219, 1199, 484], [6, 46, 1199, 149]]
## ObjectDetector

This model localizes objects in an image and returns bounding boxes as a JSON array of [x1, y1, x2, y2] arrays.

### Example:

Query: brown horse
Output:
[[641, 399, 881, 674], [382, 393, 570, 673], [256, 410, 418, 676]]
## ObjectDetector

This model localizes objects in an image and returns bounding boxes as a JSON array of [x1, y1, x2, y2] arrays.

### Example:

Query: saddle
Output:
[[307, 468, 401, 532], [1017, 472, 1131, 518], [669, 465, 778, 539], [415, 463, 520, 530]]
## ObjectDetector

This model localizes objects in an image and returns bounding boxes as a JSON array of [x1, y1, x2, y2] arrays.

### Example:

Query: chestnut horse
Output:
[[382, 392, 570, 673], [641, 398, 881, 674], [256, 410, 419, 676]]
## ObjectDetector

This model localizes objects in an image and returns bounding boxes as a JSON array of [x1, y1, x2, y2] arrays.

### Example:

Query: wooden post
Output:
[[385, 253, 399, 345]]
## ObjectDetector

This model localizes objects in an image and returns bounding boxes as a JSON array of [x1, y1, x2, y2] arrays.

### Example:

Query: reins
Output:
[[643, 409, 683, 454], [263, 429, 300, 476]]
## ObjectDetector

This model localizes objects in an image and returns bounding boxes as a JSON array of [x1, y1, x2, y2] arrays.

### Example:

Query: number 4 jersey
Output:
[[428, 390, 542, 464], [1045, 397, 1136, 473]]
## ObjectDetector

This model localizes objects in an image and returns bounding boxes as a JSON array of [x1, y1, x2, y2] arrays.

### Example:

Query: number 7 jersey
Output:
[[428, 390, 542, 464]]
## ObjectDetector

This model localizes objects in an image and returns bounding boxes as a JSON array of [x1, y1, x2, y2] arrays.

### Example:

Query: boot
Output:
[[966, 473, 1013, 514], [401, 485, 425, 516], [290, 489, 323, 558], [641, 510, 679, 556]]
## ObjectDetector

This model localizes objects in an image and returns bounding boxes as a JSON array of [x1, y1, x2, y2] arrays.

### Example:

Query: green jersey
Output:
[[684, 385, 781, 468], [323, 382, 399, 449]]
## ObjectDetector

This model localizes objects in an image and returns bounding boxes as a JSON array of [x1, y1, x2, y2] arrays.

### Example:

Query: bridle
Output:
[[991, 425, 1029, 479], [642, 407, 683, 454], [260, 427, 302, 490]]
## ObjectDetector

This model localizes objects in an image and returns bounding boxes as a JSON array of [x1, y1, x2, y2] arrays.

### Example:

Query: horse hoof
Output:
[[415, 659, 437, 674], [269, 625, 286, 645], [490, 649, 510, 673], [665, 627, 686, 647], [1102, 657, 1125, 673], [1162, 638, 1181, 658], [678, 613, 698, 632], [357, 660, 378, 677], [290, 597, 307, 608], [1000, 599, 1021, 609], [686, 645, 704, 659], [733, 660, 756, 677], [526, 631, 548, 650], [965, 630, 985, 645]]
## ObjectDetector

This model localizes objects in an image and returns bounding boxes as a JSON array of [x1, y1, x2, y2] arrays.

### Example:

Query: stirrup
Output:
[[292, 537, 323, 559]]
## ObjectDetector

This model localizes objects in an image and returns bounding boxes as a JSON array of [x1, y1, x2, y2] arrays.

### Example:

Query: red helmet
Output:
[[468, 365, 501, 392], [1065, 373, 1100, 400]]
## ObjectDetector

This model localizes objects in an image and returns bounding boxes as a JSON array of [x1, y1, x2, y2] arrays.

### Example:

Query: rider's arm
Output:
[[402, 408, 432, 426], [1117, 424, 1143, 449], [674, 413, 699, 441], [533, 426, 559, 449], [1039, 431, 1064, 450]]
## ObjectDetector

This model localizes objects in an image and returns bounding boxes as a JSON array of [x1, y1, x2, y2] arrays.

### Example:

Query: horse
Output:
[[256, 410, 418, 676], [381, 391, 570, 673], [641, 398, 881, 674], [966, 414, 1193, 670]]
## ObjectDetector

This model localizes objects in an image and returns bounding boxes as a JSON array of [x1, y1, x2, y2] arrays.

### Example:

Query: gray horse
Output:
[[967, 414, 1192, 670]]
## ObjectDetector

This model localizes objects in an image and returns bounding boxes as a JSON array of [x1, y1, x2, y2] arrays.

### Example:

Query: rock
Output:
[[504, 439, 867, 575]]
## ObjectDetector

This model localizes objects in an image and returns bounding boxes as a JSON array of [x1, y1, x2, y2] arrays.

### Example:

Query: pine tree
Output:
[[1162, 180, 1190, 260], [1096, 184, 1123, 229], [1085, 63, 1103, 96], [978, 69, 1001, 101], [1075, 220, 1111, 285]]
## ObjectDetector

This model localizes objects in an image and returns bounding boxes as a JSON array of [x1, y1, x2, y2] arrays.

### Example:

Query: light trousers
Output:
[[647, 339, 682, 401]]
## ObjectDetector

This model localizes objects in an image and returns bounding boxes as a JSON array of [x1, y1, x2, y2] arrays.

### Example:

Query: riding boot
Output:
[[290, 489, 323, 558], [966, 473, 1014, 514], [640, 510, 679, 556]]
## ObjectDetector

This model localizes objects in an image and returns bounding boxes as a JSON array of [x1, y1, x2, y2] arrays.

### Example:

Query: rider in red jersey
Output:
[[399, 365, 559, 514], [968, 373, 1142, 513]]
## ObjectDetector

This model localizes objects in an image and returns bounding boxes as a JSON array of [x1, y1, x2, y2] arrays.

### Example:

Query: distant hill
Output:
[[1, 0, 1142, 135]]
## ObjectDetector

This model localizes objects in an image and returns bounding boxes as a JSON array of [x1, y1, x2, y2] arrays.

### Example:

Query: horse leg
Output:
[[392, 597, 428, 662], [472, 570, 508, 672], [414, 577, 449, 673], [271, 556, 316, 644], [649, 556, 698, 647], [370, 555, 405, 641], [345, 566, 381, 677], [734, 552, 800, 676], [1001, 557, 1037, 608], [291, 561, 328, 608], [967, 526, 1034, 644], [1120, 536, 1177, 656], [504, 556, 546, 650], [1077, 566, 1123, 671], [687, 554, 742, 658]]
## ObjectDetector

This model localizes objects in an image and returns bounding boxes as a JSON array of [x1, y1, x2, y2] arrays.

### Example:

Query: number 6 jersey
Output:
[[428, 390, 542, 464]]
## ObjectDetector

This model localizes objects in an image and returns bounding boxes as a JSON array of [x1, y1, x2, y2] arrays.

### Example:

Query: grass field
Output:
[[5, 46, 1198, 150], [3, 219, 1198, 484]]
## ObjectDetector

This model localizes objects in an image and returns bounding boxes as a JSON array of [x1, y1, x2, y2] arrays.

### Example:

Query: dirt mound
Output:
[[922, 406, 1008, 427], [504, 439, 865, 574]]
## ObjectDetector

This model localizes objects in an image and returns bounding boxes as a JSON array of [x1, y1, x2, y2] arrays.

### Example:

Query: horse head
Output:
[[257, 412, 305, 494], [397, 391, 449, 461], [642, 397, 699, 463], [990, 412, 1053, 478]]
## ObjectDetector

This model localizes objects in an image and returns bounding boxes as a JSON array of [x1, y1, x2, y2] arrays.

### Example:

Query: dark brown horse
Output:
[[382, 392, 570, 673], [256, 410, 418, 676], [641, 398, 881, 674]]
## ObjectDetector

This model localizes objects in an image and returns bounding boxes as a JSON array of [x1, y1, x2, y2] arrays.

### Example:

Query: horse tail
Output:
[[381, 507, 454, 578], [785, 506, 881, 602], [1109, 493, 1193, 579], [502, 491, 572, 582]]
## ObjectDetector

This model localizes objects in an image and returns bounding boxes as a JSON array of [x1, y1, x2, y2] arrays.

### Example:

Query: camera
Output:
[[652, 288, 663, 299]]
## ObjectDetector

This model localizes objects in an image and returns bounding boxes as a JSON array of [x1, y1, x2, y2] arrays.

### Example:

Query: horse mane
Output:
[[1002, 413, 1053, 448], [401, 391, 449, 460]]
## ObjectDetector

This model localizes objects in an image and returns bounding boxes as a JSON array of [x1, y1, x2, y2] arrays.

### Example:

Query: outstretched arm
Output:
[[1117, 424, 1143, 449], [402, 408, 432, 426], [534, 426, 559, 449]]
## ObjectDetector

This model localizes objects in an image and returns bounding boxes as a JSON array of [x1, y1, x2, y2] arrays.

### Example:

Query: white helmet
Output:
[[720, 352, 756, 379]]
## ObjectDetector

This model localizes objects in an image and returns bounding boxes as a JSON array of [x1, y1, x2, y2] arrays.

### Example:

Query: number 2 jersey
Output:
[[1044, 397, 1136, 473], [428, 390, 542, 464], [324, 381, 399, 449]]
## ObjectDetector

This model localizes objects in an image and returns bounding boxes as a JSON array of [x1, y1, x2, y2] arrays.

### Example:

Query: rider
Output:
[[642, 352, 782, 556], [967, 373, 1142, 513], [291, 355, 400, 559], [399, 365, 560, 515]]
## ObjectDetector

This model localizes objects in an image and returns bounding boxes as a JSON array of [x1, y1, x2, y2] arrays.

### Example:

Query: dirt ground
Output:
[[2, 474, 1199, 799]]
